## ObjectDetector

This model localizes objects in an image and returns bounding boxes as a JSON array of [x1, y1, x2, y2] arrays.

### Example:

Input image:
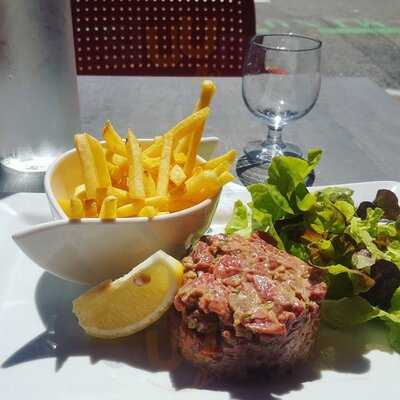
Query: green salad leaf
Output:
[[295, 183, 317, 212], [334, 200, 355, 222], [377, 223, 397, 238], [267, 156, 310, 197], [267, 148, 321, 204], [225, 200, 251, 237], [347, 208, 400, 266], [347, 208, 386, 260], [385, 289, 400, 351], [248, 183, 293, 221], [386, 241, 400, 266], [225, 200, 284, 248], [386, 322, 400, 352], [316, 186, 354, 205], [322, 288, 400, 352], [286, 241, 309, 261], [226, 149, 323, 244], [321, 296, 381, 328], [307, 148, 323, 169], [251, 206, 284, 249], [324, 264, 375, 299], [385, 288, 400, 321]]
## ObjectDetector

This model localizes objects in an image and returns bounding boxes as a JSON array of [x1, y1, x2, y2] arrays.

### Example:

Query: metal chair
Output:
[[71, 0, 255, 76]]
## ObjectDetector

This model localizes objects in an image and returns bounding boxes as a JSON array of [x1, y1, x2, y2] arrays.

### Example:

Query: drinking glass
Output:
[[242, 33, 321, 163], [0, 0, 80, 175]]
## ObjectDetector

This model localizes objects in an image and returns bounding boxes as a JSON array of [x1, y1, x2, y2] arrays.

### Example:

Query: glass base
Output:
[[244, 140, 303, 163], [0, 155, 56, 174]]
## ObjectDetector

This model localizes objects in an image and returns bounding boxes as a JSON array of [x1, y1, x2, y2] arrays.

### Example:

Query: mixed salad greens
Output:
[[226, 149, 400, 352]]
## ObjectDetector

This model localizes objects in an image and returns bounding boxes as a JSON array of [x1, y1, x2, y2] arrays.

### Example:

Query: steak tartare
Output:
[[174, 233, 327, 378]]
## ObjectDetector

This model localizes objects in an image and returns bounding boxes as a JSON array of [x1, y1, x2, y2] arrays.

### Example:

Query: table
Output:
[[1, 76, 399, 192]]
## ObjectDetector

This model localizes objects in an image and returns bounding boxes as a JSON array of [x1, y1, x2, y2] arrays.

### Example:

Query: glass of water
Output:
[[0, 0, 80, 176], [242, 34, 321, 164]]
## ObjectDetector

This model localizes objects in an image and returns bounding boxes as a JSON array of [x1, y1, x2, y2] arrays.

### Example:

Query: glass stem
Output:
[[263, 126, 284, 147]]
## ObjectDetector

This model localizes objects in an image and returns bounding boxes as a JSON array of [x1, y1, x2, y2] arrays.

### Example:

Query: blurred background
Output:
[[255, 0, 400, 96]]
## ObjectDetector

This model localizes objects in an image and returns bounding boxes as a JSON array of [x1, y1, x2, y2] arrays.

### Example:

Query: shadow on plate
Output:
[[1, 272, 392, 399], [2, 272, 176, 373], [0, 192, 14, 200]]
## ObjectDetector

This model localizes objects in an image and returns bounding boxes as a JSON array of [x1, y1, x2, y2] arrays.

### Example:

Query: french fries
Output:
[[126, 129, 146, 200], [138, 206, 158, 218], [85, 199, 98, 217], [156, 133, 173, 196], [111, 153, 128, 169], [86, 134, 112, 189], [70, 197, 85, 219], [103, 120, 127, 157], [173, 151, 187, 165], [218, 171, 235, 186], [59, 80, 236, 220], [96, 187, 108, 210], [170, 107, 210, 142], [74, 184, 87, 201], [170, 164, 187, 186], [99, 196, 118, 219], [197, 80, 217, 110], [142, 155, 160, 170], [185, 170, 221, 203], [107, 161, 123, 181], [75, 133, 111, 200], [143, 171, 156, 197], [106, 186, 131, 206], [184, 80, 216, 176], [143, 136, 163, 157], [212, 160, 231, 176], [116, 201, 143, 217], [74, 134, 98, 199], [202, 149, 237, 170], [144, 195, 168, 210], [173, 137, 189, 163]]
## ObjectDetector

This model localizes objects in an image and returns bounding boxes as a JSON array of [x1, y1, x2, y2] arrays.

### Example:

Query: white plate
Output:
[[1, 181, 400, 399]]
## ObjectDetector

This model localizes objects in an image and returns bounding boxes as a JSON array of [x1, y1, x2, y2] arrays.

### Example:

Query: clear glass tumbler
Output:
[[0, 0, 80, 174]]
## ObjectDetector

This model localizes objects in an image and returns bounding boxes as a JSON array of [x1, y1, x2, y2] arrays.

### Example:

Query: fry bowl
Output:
[[13, 138, 220, 284]]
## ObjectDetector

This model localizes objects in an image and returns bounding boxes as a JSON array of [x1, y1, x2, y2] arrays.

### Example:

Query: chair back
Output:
[[71, 0, 255, 76]]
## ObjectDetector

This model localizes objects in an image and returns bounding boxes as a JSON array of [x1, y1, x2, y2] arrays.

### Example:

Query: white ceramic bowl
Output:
[[13, 138, 220, 285]]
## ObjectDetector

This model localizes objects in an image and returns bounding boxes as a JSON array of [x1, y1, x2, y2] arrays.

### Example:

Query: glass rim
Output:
[[251, 33, 322, 52]]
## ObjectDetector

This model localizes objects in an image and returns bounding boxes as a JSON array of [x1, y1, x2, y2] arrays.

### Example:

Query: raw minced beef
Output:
[[173, 233, 327, 378]]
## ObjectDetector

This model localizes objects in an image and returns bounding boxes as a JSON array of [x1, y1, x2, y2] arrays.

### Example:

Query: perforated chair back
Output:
[[71, 0, 255, 76]]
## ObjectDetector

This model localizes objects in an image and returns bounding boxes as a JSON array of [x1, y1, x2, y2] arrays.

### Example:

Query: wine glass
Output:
[[242, 33, 322, 164]]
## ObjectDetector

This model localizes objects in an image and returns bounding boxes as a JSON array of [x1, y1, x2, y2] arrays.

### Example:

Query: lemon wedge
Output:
[[72, 250, 184, 339]]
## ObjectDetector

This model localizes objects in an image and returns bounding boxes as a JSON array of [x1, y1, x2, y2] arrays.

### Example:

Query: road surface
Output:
[[255, 0, 400, 90]]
